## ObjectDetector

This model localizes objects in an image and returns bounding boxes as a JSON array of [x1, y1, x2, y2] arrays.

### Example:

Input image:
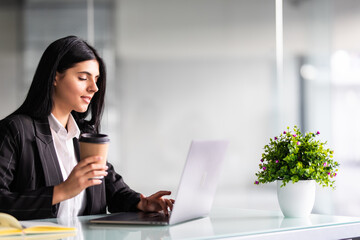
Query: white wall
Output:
[[113, 0, 283, 210]]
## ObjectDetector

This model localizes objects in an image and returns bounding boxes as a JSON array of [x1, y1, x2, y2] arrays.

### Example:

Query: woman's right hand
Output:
[[52, 156, 108, 205]]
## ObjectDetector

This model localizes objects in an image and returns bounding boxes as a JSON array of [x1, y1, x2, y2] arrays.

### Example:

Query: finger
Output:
[[85, 170, 108, 179], [79, 156, 104, 167], [86, 163, 108, 171], [85, 178, 103, 188], [74, 164, 107, 180], [165, 198, 174, 211], [170, 199, 175, 204], [80, 160, 108, 173], [158, 198, 168, 215], [150, 191, 172, 199]]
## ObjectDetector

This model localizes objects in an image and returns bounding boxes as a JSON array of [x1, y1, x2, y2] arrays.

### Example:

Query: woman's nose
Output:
[[88, 79, 99, 93]]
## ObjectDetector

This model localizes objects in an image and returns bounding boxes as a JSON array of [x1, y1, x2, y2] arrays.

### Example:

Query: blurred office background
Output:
[[0, 0, 359, 216]]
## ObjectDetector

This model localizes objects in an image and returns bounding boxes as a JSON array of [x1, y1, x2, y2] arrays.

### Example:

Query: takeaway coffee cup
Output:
[[79, 133, 110, 177]]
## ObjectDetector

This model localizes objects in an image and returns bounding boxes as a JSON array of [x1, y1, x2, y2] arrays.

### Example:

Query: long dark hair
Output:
[[12, 36, 106, 133]]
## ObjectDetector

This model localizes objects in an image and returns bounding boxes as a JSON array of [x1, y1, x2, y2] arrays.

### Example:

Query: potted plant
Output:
[[254, 126, 339, 217]]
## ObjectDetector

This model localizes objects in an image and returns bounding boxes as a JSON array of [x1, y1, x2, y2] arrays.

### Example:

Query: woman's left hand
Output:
[[136, 191, 175, 215]]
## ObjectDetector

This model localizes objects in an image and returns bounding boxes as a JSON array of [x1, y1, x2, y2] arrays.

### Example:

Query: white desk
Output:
[[41, 208, 360, 240]]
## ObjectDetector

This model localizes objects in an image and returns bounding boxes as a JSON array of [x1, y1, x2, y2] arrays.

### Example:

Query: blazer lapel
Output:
[[33, 118, 64, 186]]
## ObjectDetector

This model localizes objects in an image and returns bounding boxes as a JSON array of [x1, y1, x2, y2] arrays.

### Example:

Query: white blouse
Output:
[[48, 113, 87, 219]]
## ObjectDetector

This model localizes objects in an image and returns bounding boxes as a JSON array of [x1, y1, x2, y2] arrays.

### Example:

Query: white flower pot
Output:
[[277, 180, 316, 218]]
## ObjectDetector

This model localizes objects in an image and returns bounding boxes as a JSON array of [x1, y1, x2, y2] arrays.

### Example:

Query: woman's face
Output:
[[53, 59, 99, 114]]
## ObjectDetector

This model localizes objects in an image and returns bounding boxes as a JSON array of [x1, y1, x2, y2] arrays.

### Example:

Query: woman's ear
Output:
[[54, 72, 60, 86]]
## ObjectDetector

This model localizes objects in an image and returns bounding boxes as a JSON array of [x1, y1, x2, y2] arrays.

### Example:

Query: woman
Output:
[[0, 36, 174, 220]]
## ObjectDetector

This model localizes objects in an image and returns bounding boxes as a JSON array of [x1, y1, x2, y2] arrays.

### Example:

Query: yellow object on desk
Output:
[[0, 213, 76, 239]]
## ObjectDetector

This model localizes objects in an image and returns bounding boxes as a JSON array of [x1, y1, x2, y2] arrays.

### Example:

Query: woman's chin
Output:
[[75, 106, 89, 113]]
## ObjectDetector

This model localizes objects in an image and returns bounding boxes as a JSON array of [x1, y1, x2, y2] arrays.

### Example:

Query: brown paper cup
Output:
[[79, 133, 110, 179]]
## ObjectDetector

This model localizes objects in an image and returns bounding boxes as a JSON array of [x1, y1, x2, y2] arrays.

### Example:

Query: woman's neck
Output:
[[51, 109, 70, 129]]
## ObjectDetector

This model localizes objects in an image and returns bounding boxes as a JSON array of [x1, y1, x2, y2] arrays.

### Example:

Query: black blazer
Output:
[[0, 114, 140, 220]]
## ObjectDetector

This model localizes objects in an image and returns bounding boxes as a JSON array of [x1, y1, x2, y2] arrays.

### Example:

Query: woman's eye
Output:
[[79, 77, 87, 80]]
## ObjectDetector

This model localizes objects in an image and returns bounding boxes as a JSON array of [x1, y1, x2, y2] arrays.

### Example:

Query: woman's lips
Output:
[[81, 96, 92, 104]]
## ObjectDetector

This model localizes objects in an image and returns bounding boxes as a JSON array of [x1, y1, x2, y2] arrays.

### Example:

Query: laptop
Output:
[[89, 140, 229, 226]]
